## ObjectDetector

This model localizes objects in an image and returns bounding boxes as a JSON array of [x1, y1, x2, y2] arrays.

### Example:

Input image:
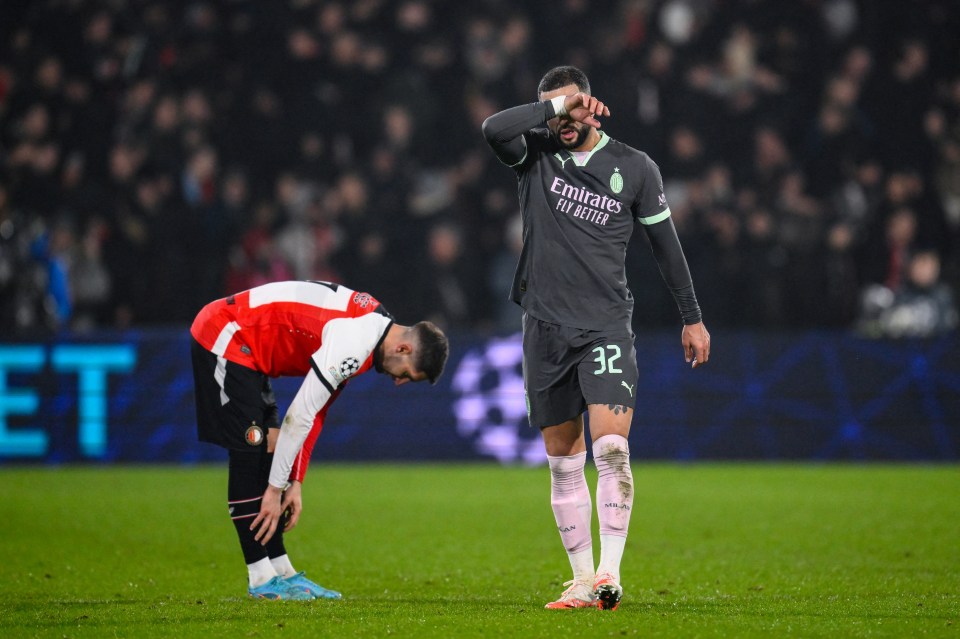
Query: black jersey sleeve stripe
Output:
[[309, 360, 337, 394], [374, 320, 394, 354]]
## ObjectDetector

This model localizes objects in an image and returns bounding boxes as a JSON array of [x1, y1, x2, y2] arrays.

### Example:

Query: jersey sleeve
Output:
[[642, 217, 703, 325], [268, 314, 392, 488], [482, 102, 556, 170], [287, 387, 341, 484], [632, 155, 672, 226], [629, 153, 702, 324]]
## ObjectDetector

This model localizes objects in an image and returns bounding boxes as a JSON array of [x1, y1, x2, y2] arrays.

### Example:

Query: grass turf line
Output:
[[0, 463, 957, 638]]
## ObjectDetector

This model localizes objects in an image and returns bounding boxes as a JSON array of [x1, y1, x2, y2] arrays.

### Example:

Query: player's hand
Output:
[[251, 484, 283, 545], [281, 481, 303, 532], [682, 322, 711, 369], [564, 92, 610, 128]]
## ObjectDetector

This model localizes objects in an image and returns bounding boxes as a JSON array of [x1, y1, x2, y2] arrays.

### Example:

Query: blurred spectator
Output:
[[70, 216, 111, 331], [225, 201, 293, 293], [416, 222, 486, 329], [488, 214, 524, 335], [822, 222, 860, 326], [858, 250, 958, 338], [866, 38, 934, 171], [0, 0, 957, 336], [861, 207, 920, 292]]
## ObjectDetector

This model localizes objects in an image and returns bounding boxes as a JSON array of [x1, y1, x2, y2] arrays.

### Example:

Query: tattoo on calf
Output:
[[606, 404, 628, 415]]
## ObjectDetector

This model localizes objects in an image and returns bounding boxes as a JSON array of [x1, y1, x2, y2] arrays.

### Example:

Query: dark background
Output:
[[1, 1, 958, 465], [1, 0, 958, 338]]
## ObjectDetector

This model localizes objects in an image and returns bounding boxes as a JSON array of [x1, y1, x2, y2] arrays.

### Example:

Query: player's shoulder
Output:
[[316, 314, 391, 363], [324, 312, 390, 336], [604, 135, 658, 167], [612, 141, 665, 191]]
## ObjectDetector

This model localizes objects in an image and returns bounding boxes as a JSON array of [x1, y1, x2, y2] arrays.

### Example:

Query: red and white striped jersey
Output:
[[190, 280, 387, 378], [190, 281, 392, 485]]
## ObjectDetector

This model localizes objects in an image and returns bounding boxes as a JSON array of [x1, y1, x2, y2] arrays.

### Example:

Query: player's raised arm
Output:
[[481, 102, 549, 167]]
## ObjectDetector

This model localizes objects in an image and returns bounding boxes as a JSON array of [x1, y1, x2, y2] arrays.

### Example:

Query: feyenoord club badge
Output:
[[245, 422, 264, 446], [353, 292, 372, 307]]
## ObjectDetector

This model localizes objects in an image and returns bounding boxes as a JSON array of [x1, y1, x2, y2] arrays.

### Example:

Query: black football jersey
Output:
[[509, 128, 671, 331]]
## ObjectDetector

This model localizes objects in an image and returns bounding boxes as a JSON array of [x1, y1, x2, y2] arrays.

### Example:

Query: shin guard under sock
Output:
[[548, 452, 594, 583], [593, 434, 633, 581], [228, 449, 271, 565], [257, 451, 288, 560]]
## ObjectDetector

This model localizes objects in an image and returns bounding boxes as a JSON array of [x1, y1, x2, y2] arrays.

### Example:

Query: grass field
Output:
[[0, 463, 957, 638]]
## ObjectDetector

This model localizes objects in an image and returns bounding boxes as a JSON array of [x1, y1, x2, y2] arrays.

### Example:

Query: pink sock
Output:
[[547, 452, 593, 555], [593, 434, 633, 538]]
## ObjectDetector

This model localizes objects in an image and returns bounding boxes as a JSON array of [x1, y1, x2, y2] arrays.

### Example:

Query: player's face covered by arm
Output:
[[482, 101, 558, 168]]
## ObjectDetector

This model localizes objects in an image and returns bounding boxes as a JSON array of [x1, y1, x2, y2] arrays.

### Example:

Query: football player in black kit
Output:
[[482, 65, 711, 610]]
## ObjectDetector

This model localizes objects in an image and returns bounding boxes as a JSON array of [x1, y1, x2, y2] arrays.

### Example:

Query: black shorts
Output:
[[191, 338, 279, 451], [522, 313, 639, 429]]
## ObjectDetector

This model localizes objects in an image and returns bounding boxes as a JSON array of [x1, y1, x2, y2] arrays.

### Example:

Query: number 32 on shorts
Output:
[[591, 345, 622, 375]]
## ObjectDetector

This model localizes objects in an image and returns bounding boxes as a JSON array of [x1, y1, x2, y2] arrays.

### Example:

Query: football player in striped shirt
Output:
[[190, 280, 449, 600]]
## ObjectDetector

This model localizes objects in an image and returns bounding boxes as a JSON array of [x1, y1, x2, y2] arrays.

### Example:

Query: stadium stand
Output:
[[1, 0, 957, 336]]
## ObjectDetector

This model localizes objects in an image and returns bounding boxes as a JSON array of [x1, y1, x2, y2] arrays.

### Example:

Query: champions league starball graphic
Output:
[[451, 334, 547, 465], [339, 357, 361, 377]]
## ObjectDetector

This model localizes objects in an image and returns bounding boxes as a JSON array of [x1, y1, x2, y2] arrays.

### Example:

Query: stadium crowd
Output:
[[1, 0, 958, 337]]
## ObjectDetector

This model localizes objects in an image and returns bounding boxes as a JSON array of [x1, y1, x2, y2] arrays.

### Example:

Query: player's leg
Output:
[[227, 447, 279, 589], [580, 331, 639, 611], [230, 434, 311, 600], [259, 439, 344, 600], [191, 341, 310, 600], [541, 417, 597, 609], [523, 314, 596, 609], [258, 392, 341, 601], [585, 404, 633, 610], [543, 418, 592, 569], [256, 391, 294, 578], [227, 446, 308, 600], [260, 429, 291, 577]]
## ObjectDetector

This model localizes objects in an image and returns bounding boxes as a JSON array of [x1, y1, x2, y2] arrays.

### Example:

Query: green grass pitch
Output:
[[1, 463, 957, 638]]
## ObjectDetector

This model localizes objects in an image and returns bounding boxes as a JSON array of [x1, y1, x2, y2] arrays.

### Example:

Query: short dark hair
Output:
[[537, 65, 591, 98], [412, 321, 449, 385]]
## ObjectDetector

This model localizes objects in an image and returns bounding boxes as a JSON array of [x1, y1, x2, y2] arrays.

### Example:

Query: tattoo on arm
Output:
[[606, 404, 628, 415]]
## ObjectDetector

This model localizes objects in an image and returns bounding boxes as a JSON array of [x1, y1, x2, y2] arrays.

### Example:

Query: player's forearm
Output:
[[268, 373, 331, 488], [270, 417, 312, 489], [482, 102, 554, 144], [289, 413, 326, 484], [644, 218, 703, 325], [482, 101, 555, 164]]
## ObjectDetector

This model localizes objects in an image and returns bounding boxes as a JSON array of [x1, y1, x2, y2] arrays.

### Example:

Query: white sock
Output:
[[593, 434, 633, 584], [548, 452, 595, 584], [568, 547, 596, 585], [597, 534, 626, 582], [270, 554, 297, 578], [248, 556, 278, 588]]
